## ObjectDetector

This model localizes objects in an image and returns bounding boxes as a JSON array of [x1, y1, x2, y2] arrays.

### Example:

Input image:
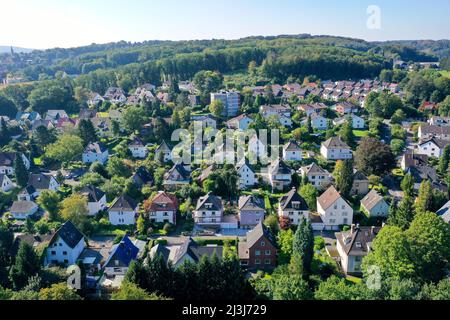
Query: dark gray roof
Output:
[[165, 163, 190, 181], [79, 186, 105, 203], [284, 140, 301, 151], [336, 225, 381, 256], [246, 222, 277, 248], [322, 137, 350, 149], [109, 195, 138, 211], [28, 174, 55, 190], [49, 221, 85, 249], [420, 124, 450, 136], [353, 170, 369, 182], [84, 142, 107, 154], [279, 188, 309, 211], [0, 152, 20, 167], [419, 137, 450, 149], [269, 158, 292, 175], [195, 193, 223, 211], [239, 195, 265, 211], [172, 237, 222, 265], [10, 201, 38, 213], [361, 190, 385, 211]]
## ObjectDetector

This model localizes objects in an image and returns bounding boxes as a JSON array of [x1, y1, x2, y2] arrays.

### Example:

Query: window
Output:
[[115, 260, 120, 267], [260, 241, 265, 247], [265, 259, 271, 265], [255, 259, 261, 265], [63, 251, 67, 256], [265, 250, 271, 256], [51, 251, 56, 255], [255, 250, 261, 256]]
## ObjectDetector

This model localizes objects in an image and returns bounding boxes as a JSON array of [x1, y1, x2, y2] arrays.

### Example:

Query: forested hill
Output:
[[1, 35, 448, 93]]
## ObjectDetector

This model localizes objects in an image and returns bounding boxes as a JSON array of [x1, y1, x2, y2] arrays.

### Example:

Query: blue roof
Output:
[[104, 235, 139, 268]]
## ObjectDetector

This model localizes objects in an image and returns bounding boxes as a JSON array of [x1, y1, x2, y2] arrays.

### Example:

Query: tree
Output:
[[38, 283, 81, 300], [45, 134, 84, 165], [209, 99, 224, 118], [438, 96, 450, 117], [362, 226, 415, 280], [60, 194, 89, 231], [77, 119, 98, 147], [277, 229, 294, 265], [137, 214, 145, 235], [388, 195, 415, 230], [333, 160, 354, 198], [406, 212, 450, 282], [390, 139, 406, 155], [272, 274, 312, 300], [421, 279, 450, 300], [401, 173, 415, 197], [112, 281, 168, 300], [9, 242, 41, 290], [36, 190, 60, 221], [355, 137, 395, 176], [339, 121, 356, 148], [122, 106, 147, 132], [107, 156, 132, 178], [193, 70, 223, 95], [14, 154, 29, 188], [299, 183, 318, 211], [0, 223, 13, 288], [290, 218, 314, 278], [263, 215, 279, 235], [33, 126, 57, 151], [415, 180, 433, 214], [438, 145, 450, 174], [365, 91, 403, 119], [314, 276, 360, 300]]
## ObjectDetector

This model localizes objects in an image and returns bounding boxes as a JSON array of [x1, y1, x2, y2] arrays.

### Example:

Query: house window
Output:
[[255, 250, 261, 256], [264, 259, 271, 265], [51, 251, 56, 255], [265, 250, 271, 256], [63, 251, 67, 256], [260, 241, 265, 247], [255, 259, 261, 265]]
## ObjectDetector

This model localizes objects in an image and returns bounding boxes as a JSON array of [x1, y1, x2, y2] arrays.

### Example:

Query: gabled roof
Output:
[[132, 166, 154, 185], [156, 141, 171, 153], [104, 235, 139, 268], [129, 137, 145, 148], [336, 225, 381, 256], [0, 152, 20, 167], [318, 186, 346, 210], [246, 222, 277, 248], [28, 174, 55, 190], [361, 190, 385, 212], [419, 137, 450, 149], [49, 221, 85, 249], [10, 201, 38, 213], [402, 153, 428, 169], [269, 158, 292, 175], [109, 195, 138, 212], [283, 140, 301, 152], [301, 163, 329, 176], [84, 142, 107, 154], [195, 193, 223, 211], [279, 188, 309, 211], [165, 163, 190, 181], [79, 186, 105, 203], [436, 201, 450, 223], [353, 170, 369, 182], [420, 124, 450, 136], [147, 191, 178, 212], [239, 195, 265, 211], [169, 237, 223, 266], [322, 137, 350, 149]]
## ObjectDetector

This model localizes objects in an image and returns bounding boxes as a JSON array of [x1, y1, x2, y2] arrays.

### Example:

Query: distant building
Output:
[[145, 191, 179, 225], [239, 195, 266, 228], [317, 186, 353, 231], [238, 223, 277, 270], [321, 137, 353, 160], [108, 195, 139, 226], [360, 190, 389, 218], [82, 143, 109, 165], [79, 186, 107, 216], [46, 221, 86, 267], [299, 163, 332, 190], [128, 137, 148, 159], [283, 140, 302, 161], [278, 188, 309, 226], [211, 91, 240, 117]]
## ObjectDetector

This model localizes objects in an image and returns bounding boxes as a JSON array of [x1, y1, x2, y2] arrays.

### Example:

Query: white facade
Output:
[[10, 202, 38, 220], [283, 147, 302, 162], [237, 163, 256, 189], [320, 145, 353, 161], [211, 91, 240, 117], [0, 154, 30, 175], [278, 205, 309, 226], [88, 195, 107, 216], [129, 145, 148, 159], [109, 208, 138, 225], [248, 136, 266, 159], [417, 140, 446, 158], [317, 197, 353, 231], [46, 237, 85, 267], [82, 150, 109, 165], [0, 175, 14, 192], [149, 210, 175, 224]]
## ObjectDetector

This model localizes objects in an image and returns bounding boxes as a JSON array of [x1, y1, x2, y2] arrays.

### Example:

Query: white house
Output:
[[82, 142, 109, 165], [45, 110, 69, 123], [335, 225, 381, 275], [0, 152, 30, 175], [236, 160, 256, 189], [238, 195, 266, 228], [128, 137, 148, 159], [10, 201, 39, 220], [260, 104, 292, 127], [418, 125, 450, 141], [278, 188, 310, 226], [193, 193, 224, 226], [299, 163, 332, 190], [146, 191, 179, 225], [283, 140, 302, 161], [155, 141, 172, 163], [0, 174, 14, 192], [192, 115, 217, 130], [333, 114, 365, 129], [79, 186, 107, 216], [26, 174, 60, 198], [226, 114, 254, 131], [46, 221, 86, 267], [417, 138, 450, 158], [268, 159, 293, 191], [361, 190, 389, 218], [321, 137, 353, 160], [317, 186, 353, 230], [108, 195, 139, 226], [303, 113, 328, 130], [248, 135, 267, 160]]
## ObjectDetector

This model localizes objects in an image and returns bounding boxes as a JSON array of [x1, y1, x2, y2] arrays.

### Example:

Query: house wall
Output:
[[321, 146, 353, 160], [246, 236, 277, 270], [193, 210, 223, 225], [418, 142, 443, 158], [318, 197, 353, 230], [109, 209, 137, 225], [87, 195, 107, 216], [82, 151, 109, 164], [366, 201, 389, 218], [239, 209, 265, 227], [130, 147, 148, 159], [238, 166, 256, 189], [278, 206, 309, 226], [149, 210, 176, 224], [11, 205, 38, 220], [351, 180, 370, 196], [46, 237, 85, 267], [283, 150, 302, 161], [1, 176, 14, 192]]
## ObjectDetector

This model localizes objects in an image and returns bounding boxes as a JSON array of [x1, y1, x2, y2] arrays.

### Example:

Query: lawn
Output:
[[353, 130, 369, 138], [440, 70, 450, 79], [97, 112, 109, 118], [33, 157, 43, 165]]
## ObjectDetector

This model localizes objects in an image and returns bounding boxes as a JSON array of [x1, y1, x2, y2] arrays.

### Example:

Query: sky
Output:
[[2, 0, 450, 49]]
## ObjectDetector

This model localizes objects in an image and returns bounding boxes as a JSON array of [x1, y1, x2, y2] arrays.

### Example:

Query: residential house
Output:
[[149, 237, 223, 269], [236, 159, 256, 189], [278, 188, 309, 226], [238, 195, 266, 228], [103, 235, 140, 277], [15, 111, 41, 125], [128, 137, 148, 159], [226, 114, 253, 130], [192, 115, 217, 130], [87, 92, 104, 106], [108, 109, 123, 122], [321, 137, 353, 160], [268, 159, 293, 191], [0, 174, 14, 192], [299, 163, 332, 190], [401, 152, 429, 171], [304, 113, 328, 130], [163, 163, 190, 191], [31, 120, 54, 132], [44, 110, 69, 123], [145, 191, 179, 225], [10, 201, 39, 220], [131, 166, 154, 187], [260, 104, 292, 127], [193, 193, 224, 226], [333, 114, 365, 129], [248, 135, 267, 160], [361, 190, 389, 218], [82, 142, 109, 165], [351, 171, 370, 196], [108, 195, 139, 226], [0, 152, 30, 175], [46, 221, 86, 267], [334, 102, 357, 115], [238, 222, 277, 270], [155, 141, 172, 163], [417, 137, 450, 158], [418, 125, 450, 141], [297, 103, 327, 117], [437, 201, 450, 224], [79, 108, 97, 119], [317, 186, 354, 231], [79, 186, 107, 216], [335, 225, 381, 275], [283, 140, 302, 161], [210, 91, 240, 117], [104, 87, 127, 104], [26, 173, 59, 198], [429, 116, 450, 126]]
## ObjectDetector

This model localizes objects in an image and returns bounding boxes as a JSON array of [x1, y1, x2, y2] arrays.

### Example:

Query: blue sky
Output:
[[2, 0, 450, 49]]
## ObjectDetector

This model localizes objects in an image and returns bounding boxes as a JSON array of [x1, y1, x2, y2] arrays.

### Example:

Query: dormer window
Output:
[[355, 242, 362, 248]]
